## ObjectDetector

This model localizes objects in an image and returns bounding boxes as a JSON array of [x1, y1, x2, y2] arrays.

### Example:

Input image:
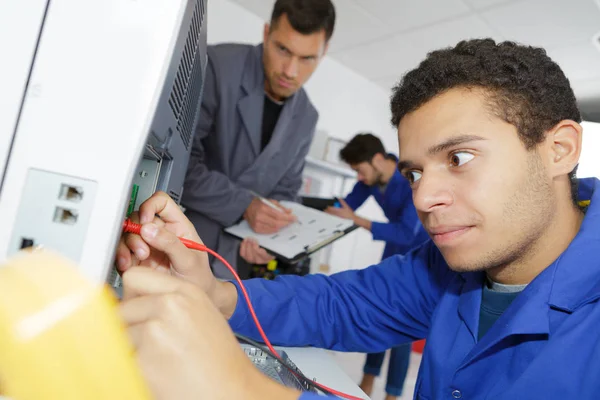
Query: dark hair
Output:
[[271, 0, 336, 41], [340, 133, 387, 165], [390, 38, 582, 203]]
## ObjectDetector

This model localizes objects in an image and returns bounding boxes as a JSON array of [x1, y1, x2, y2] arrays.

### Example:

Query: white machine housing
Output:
[[0, 0, 207, 283]]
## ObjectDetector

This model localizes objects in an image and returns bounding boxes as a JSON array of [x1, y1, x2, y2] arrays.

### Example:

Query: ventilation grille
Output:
[[168, 0, 205, 150], [168, 190, 181, 203]]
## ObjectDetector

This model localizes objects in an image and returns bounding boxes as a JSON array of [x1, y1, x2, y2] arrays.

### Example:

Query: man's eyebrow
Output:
[[427, 134, 487, 156], [274, 40, 318, 58], [397, 135, 486, 173], [397, 160, 417, 173]]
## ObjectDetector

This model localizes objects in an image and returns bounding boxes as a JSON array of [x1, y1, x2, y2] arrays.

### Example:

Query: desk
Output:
[[278, 346, 369, 399], [0, 349, 368, 400]]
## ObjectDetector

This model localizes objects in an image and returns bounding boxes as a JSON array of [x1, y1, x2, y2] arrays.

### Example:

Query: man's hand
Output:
[[240, 238, 275, 265], [243, 197, 296, 234], [115, 191, 238, 318], [119, 268, 300, 400], [325, 198, 355, 220], [325, 198, 372, 231]]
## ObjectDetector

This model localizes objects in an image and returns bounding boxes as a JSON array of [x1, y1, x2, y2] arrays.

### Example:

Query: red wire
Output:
[[122, 220, 363, 400]]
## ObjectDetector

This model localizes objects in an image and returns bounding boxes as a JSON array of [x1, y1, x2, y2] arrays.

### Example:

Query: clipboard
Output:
[[301, 196, 340, 211], [224, 201, 358, 264]]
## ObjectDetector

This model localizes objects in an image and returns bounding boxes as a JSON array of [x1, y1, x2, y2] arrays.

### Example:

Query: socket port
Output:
[[53, 207, 78, 225], [20, 237, 35, 249], [59, 184, 83, 202]]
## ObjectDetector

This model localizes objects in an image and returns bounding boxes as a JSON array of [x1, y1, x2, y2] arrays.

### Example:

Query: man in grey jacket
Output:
[[181, 0, 336, 278]]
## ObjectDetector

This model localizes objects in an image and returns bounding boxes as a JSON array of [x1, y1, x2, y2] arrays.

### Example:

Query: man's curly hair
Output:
[[390, 38, 582, 202]]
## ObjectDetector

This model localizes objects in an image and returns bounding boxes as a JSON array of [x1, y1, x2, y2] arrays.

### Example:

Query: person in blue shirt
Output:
[[325, 133, 429, 399], [117, 38, 600, 400], [327, 132, 429, 259]]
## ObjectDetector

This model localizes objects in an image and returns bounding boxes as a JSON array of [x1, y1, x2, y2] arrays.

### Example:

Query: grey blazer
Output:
[[181, 43, 318, 278]]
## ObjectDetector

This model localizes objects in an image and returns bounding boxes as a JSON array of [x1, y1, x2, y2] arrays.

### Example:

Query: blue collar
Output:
[[387, 154, 404, 187], [457, 178, 600, 344], [549, 177, 600, 311]]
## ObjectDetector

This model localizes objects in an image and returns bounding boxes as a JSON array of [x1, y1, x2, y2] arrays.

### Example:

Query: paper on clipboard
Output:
[[224, 201, 356, 261]]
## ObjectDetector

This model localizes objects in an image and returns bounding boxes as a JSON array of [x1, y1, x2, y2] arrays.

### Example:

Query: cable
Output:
[[235, 333, 335, 396], [122, 219, 364, 400]]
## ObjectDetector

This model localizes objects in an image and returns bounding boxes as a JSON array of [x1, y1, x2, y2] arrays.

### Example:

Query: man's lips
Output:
[[277, 78, 293, 88], [427, 226, 473, 245]]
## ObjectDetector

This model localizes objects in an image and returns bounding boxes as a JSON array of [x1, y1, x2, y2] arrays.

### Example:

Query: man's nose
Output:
[[412, 172, 454, 212], [283, 57, 299, 79]]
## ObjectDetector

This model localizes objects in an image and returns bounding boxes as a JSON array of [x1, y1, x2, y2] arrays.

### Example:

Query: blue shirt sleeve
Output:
[[300, 393, 332, 399], [228, 242, 453, 353], [371, 218, 428, 249], [344, 182, 371, 210], [370, 178, 428, 248]]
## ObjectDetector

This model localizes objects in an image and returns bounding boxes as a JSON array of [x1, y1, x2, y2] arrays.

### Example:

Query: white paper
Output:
[[224, 201, 354, 260]]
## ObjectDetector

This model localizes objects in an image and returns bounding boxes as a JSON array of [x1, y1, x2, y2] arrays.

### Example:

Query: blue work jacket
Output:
[[230, 178, 600, 399], [344, 156, 429, 259]]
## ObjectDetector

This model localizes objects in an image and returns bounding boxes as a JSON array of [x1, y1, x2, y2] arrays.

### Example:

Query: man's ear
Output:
[[263, 23, 270, 43], [322, 41, 330, 58], [545, 120, 582, 179], [371, 153, 386, 167]]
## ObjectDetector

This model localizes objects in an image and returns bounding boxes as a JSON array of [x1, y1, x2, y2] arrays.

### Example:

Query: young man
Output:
[[117, 39, 600, 399], [326, 133, 429, 399], [181, 0, 335, 278]]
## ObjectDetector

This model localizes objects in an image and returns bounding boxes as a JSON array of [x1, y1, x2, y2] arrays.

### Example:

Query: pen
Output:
[[251, 192, 301, 225], [258, 196, 287, 212]]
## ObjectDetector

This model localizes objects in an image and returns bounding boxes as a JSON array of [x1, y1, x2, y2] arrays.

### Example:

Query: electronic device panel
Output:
[[0, 0, 208, 284]]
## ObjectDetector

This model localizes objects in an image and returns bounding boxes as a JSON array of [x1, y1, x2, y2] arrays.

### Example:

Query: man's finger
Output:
[[247, 239, 260, 251], [260, 204, 288, 220], [138, 191, 185, 224], [324, 206, 337, 216], [249, 241, 269, 258], [266, 209, 296, 224], [278, 213, 297, 223], [274, 219, 293, 230], [256, 248, 273, 263], [120, 294, 161, 325], [270, 199, 293, 214], [115, 241, 134, 272], [124, 322, 146, 351], [255, 213, 278, 230], [120, 211, 149, 263], [121, 266, 187, 300], [138, 222, 199, 272], [257, 202, 295, 222], [339, 198, 351, 210], [257, 225, 278, 234], [326, 207, 342, 216], [125, 233, 151, 260]]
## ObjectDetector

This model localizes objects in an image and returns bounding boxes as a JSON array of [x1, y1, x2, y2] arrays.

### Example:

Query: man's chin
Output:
[[441, 252, 486, 273], [276, 89, 295, 99]]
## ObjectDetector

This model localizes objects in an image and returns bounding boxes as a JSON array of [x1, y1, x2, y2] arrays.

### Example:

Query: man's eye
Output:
[[450, 152, 475, 167], [406, 171, 422, 184]]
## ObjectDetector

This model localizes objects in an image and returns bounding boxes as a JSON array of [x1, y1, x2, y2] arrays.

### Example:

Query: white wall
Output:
[[206, 0, 393, 271], [206, 1, 398, 150], [206, 2, 600, 273], [580, 121, 600, 179]]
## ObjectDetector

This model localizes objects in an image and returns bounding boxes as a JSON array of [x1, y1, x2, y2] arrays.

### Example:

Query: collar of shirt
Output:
[[456, 178, 600, 349]]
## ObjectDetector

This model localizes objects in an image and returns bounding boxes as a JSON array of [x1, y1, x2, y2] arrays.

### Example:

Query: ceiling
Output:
[[231, 0, 600, 120]]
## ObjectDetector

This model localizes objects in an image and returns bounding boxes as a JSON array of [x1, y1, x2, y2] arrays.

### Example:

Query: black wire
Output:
[[235, 333, 339, 397]]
